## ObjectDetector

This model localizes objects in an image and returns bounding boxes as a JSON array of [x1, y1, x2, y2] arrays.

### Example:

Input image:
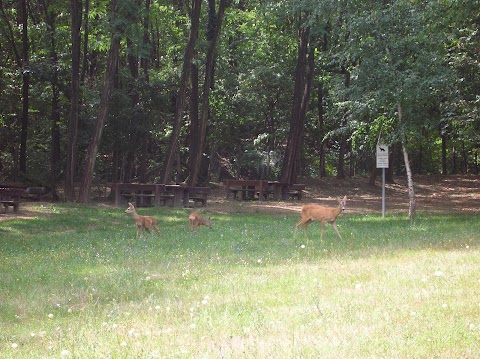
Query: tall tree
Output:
[[19, 0, 29, 174], [79, 0, 121, 202], [280, 24, 315, 185], [346, 0, 453, 218], [40, 0, 61, 198], [65, 0, 83, 200], [187, 0, 228, 186], [160, 0, 202, 184]]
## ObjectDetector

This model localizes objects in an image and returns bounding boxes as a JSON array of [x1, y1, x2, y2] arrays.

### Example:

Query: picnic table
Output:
[[112, 183, 211, 208], [223, 180, 305, 201], [0, 186, 47, 213]]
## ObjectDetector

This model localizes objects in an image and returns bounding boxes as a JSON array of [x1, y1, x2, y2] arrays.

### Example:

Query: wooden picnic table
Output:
[[223, 180, 305, 201], [0, 186, 47, 213], [112, 183, 211, 208], [223, 179, 269, 201]]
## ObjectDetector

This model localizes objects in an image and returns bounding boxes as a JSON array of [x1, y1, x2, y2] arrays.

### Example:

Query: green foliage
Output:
[[0, 0, 479, 185]]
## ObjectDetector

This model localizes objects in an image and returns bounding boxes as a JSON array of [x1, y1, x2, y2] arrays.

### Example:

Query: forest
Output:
[[1, 0, 479, 202]]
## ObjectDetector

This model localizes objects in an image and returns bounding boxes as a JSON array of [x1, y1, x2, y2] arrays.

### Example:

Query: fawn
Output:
[[189, 211, 212, 232], [295, 196, 347, 240], [125, 202, 160, 239]]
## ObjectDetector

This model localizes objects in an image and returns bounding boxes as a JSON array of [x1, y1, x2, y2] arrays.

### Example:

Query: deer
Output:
[[125, 202, 160, 239], [295, 196, 347, 240], [188, 211, 212, 232]]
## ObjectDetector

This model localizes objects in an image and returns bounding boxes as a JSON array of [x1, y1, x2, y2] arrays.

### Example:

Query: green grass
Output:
[[1, 203, 479, 358]]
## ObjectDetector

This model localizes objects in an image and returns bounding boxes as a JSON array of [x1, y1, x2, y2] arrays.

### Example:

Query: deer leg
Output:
[[302, 219, 312, 237], [295, 219, 307, 238], [332, 222, 342, 239], [320, 221, 326, 240]]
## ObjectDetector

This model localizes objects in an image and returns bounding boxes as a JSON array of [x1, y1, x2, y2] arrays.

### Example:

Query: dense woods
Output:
[[1, 0, 479, 201]]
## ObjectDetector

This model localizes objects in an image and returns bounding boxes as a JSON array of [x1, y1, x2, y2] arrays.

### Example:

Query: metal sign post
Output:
[[376, 144, 389, 218]]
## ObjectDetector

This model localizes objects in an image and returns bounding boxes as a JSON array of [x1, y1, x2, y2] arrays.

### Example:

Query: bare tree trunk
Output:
[[280, 25, 314, 185], [337, 68, 350, 179], [317, 83, 327, 177], [441, 132, 447, 175], [43, 1, 61, 200], [19, 0, 29, 174], [187, 61, 199, 178], [398, 103, 416, 220], [160, 0, 201, 184], [79, 31, 120, 202], [188, 0, 228, 186], [65, 0, 83, 201]]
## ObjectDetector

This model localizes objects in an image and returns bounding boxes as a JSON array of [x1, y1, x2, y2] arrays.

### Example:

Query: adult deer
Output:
[[295, 196, 347, 240], [125, 202, 160, 239]]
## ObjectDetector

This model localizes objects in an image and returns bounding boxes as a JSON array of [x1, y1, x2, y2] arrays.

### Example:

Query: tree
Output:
[[19, 0, 29, 175], [280, 23, 315, 185], [79, 0, 122, 202], [160, 0, 202, 184], [65, 0, 83, 200], [346, 0, 453, 218], [187, 0, 228, 186]]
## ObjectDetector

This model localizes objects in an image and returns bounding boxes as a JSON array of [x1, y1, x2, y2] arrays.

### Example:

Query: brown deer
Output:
[[125, 202, 160, 239], [189, 211, 212, 232], [295, 196, 347, 240]]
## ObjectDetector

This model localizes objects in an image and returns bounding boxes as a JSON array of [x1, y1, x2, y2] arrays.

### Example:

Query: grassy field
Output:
[[1, 203, 479, 358]]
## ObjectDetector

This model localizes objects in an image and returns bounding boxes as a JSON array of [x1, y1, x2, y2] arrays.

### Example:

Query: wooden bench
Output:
[[188, 187, 211, 207], [0, 187, 23, 213], [1, 200, 19, 213], [287, 184, 305, 200], [113, 183, 163, 207], [223, 179, 269, 201], [112, 183, 210, 208]]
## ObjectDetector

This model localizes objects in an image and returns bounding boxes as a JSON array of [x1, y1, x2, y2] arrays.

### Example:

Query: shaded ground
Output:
[[206, 175, 480, 216], [1, 175, 479, 221]]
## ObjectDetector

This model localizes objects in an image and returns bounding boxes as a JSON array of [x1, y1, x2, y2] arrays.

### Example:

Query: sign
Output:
[[376, 144, 389, 168]]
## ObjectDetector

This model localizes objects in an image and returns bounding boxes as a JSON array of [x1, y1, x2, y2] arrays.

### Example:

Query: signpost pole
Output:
[[382, 168, 385, 218], [376, 143, 389, 218]]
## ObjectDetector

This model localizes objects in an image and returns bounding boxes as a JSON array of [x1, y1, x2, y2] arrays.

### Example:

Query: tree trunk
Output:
[[187, 61, 200, 178], [79, 31, 120, 202], [441, 132, 447, 175], [141, 0, 150, 80], [80, 0, 89, 83], [45, 4, 61, 200], [280, 25, 314, 185], [317, 82, 327, 177], [337, 68, 350, 179], [19, 0, 29, 174], [398, 103, 416, 220], [65, 0, 83, 201], [188, 0, 227, 186], [160, 0, 201, 184]]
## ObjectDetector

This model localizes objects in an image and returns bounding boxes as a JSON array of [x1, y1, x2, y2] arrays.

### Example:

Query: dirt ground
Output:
[[1, 175, 479, 221], [206, 175, 480, 216]]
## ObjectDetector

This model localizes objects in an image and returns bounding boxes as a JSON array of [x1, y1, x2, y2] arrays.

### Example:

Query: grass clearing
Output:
[[1, 203, 479, 358]]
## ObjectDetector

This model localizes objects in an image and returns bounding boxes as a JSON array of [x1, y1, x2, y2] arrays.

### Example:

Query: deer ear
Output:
[[128, 202, 133, 206]]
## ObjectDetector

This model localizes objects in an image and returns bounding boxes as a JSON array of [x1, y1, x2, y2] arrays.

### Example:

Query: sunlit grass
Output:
[[1, 203, 479, 357]]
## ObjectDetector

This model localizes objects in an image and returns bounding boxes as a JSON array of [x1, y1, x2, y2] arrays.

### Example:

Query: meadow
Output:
[[1, 202, 479, 358]]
